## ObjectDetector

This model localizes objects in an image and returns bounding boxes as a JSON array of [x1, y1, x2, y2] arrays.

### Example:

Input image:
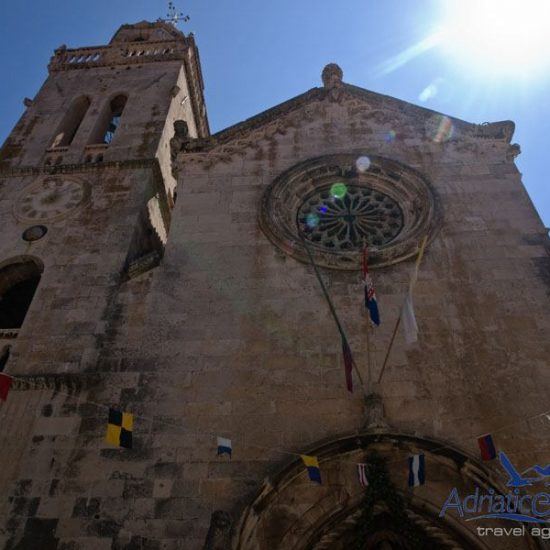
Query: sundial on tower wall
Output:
[[14, 176, 90, 223]]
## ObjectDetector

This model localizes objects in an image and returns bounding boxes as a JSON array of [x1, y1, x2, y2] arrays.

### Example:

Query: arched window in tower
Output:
[[50, 96, 91, 148], [0, 258, 43, 330], [102, 95, 127, 145]]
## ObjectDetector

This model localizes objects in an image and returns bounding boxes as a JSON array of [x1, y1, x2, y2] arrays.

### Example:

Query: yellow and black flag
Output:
[[105, 408, 133, 449]]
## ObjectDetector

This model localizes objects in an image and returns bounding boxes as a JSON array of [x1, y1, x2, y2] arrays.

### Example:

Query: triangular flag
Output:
[[301, 455, 321, 484], [408, 454, 425, 487], [341, 336, 354, 393], [105, 408, 133, 449], [0, 373, 13, 402], [217, 436, 232, 458], [363, 246, 380, 326]]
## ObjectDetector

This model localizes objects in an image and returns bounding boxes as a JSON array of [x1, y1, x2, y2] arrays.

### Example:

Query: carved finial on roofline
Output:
[[322, 63, 344, 88]]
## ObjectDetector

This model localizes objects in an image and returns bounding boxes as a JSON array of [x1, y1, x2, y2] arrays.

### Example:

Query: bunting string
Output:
[[0, 372, 548, 472]]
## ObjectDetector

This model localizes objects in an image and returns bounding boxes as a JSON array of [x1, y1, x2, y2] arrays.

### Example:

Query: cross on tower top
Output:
[[164, 1, 190, 27]]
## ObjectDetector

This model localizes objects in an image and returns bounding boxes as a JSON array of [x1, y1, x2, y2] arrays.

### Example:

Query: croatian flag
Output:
[[357, 463, 369, 487], [478, 434, 496, 461], [408, 454, 425, 487], [217, 436, 232, 458], [363, 246, 380, 326]]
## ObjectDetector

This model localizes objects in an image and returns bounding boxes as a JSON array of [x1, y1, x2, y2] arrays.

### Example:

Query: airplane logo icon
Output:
[[498, 451, 550, 488]]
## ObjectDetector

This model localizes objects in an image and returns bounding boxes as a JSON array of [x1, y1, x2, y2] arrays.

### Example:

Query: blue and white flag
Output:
[[408, 454, 425, 487], [217, 436, 232, 458]]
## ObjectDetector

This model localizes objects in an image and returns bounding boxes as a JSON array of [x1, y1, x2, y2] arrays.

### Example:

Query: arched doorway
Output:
[[0, 257, 43, 330], [233, 432, 541, 550]]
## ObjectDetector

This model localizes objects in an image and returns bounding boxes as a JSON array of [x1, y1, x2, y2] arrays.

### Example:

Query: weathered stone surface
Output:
[[0, 18, 548, 550]]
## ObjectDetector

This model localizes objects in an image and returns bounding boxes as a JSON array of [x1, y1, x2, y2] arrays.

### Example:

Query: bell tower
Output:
[[0, 20, 210, 546]]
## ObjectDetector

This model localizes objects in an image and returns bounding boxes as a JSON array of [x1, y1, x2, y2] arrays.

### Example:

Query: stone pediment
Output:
[[172, 64, 515, 161]]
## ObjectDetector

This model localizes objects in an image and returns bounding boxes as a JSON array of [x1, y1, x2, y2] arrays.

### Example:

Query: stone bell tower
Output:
[[0, 21, 208, 548]]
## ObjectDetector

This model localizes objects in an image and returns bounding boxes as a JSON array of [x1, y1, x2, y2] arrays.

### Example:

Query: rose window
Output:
[[259, 154, 439, 270], [298, 184, 404, 251]]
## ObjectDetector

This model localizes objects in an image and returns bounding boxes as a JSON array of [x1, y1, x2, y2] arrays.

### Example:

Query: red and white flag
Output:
[[357, 463, 369, 487]]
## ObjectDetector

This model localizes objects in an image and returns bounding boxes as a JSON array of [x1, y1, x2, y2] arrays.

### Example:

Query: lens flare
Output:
[[355, 156, 371, 173], [330, 182, 347, 199], [305, 213, 319, 228], [385, 130, 396, 143], [426, 115, 454, 143]]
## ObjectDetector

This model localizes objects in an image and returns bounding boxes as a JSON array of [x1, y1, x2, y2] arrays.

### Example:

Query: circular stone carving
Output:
[[14, 176, 89, 223], [259, 154, 441, 270], [22, 225, 48, 242]]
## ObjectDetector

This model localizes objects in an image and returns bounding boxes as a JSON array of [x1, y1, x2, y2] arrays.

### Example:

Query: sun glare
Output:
[[439, 0, 550, 79]]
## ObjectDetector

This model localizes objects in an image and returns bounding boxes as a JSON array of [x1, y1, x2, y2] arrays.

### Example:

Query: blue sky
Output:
[[1, 0, 549, 226]]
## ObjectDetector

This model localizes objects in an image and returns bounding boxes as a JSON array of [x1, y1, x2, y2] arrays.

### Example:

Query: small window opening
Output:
[[102, 95, 127, 145]]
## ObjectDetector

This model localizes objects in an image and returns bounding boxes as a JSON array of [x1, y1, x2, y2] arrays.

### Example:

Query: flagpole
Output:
[[362, 242, 373, 392], [366, 314, 371, 389], [377, 316, 400, 384], [298, 232, 365, 389], [376, 236, 428, 385]]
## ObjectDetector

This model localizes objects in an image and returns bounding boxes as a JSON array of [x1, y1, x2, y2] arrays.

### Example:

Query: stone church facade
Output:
[[0, 20, 549, 550]]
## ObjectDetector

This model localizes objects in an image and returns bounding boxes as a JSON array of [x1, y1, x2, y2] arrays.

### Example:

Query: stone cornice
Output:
[[0, 157, 163, 179], [176, 81, 515, 160]]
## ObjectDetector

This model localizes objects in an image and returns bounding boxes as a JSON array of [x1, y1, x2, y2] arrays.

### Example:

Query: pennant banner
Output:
[[478, 434, 496, 461], [217, 436, 232, 458], [408, 454, 425, 487], [105, 408, 133, 449], [301, 454, 322, 484], [0, 373, 12, 402]]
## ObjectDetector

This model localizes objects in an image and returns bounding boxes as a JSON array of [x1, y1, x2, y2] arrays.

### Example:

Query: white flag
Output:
[[401, 290, 418, 344]]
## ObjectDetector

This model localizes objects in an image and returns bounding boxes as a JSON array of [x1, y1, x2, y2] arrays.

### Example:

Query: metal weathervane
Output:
[[165, 1, 190, 27]]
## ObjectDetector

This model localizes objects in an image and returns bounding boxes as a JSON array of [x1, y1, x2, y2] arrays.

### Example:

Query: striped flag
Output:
[[408, 454, 425, 487], [301, 455, 322, 484], [478, 434, 496, 461], [217, 437, 232, 458], [357, 463, 369, 487], [341, 336, 354, 393], [401, 237, 428, 344], [363, 246, 380, 326]]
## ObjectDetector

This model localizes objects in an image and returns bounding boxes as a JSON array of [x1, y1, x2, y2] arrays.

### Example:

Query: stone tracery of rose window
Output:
[[259, 154, 440, 270]]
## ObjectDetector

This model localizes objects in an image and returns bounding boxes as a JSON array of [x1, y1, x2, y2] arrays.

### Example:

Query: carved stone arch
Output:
[[88, 91, 129, 145], [50, 94, 92, 147], [233, 432, 541, 550], [0, 255, 43, 330]]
